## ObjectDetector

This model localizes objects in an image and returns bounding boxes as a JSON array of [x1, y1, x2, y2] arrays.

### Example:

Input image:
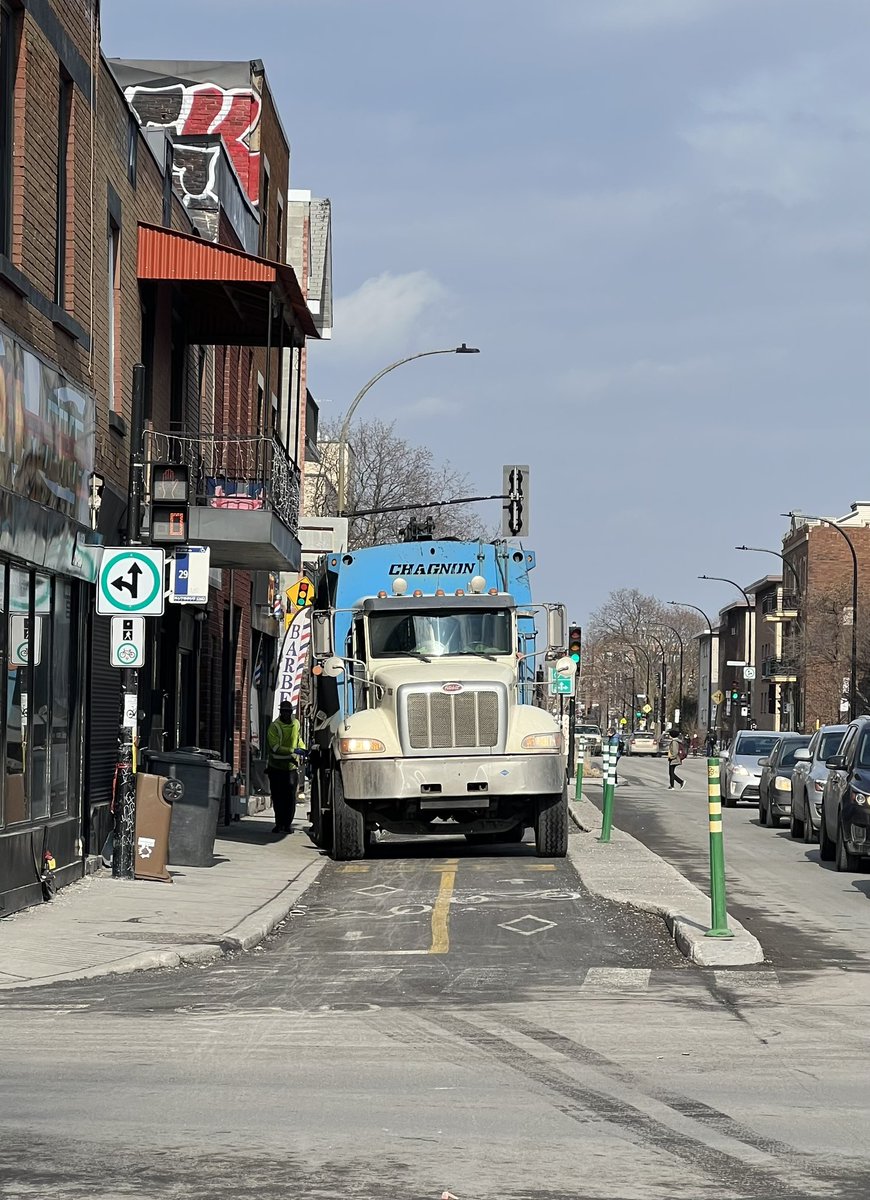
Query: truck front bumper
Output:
[[340, 753, 565, 804]]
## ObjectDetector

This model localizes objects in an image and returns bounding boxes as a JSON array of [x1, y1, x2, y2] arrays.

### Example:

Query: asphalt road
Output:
[[3, 821, 870, 1198], [595, 753, 870, 969]]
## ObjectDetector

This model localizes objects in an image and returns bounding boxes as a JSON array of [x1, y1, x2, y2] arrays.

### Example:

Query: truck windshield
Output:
[[368, 608, 513, 658]]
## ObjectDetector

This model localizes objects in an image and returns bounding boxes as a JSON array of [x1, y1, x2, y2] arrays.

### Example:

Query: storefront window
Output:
[[29, 573, 52, 821], [6, 566, 28, 824], [51, 578, 76, 816]]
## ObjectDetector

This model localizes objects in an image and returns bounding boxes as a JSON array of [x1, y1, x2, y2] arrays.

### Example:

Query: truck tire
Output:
[[331, 771, 366, 861], [534, 791, 568, 857], [308, 770, 333, 852]]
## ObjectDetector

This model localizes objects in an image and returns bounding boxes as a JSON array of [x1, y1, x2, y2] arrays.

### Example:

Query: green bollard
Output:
[[705, 757, 734, 938], [598, 737, 617, 843], [575, 737, 586, 801]]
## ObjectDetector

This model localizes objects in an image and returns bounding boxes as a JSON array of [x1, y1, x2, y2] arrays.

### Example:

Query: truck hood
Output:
[[370, 658, 517, 694]]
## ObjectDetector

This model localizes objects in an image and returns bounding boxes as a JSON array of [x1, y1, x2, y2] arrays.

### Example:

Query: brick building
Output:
[[0, 12, 323, 916], [0, 0, 200, 912], [781, 504, 870, 730]]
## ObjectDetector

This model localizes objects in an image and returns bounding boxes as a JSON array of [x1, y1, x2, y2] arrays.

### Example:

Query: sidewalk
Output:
[[568, 789, 764, 967], [0, 811, 326, 991]]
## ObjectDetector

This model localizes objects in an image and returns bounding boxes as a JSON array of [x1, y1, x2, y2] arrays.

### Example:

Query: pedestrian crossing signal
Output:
[[568, 624, 582, 663]]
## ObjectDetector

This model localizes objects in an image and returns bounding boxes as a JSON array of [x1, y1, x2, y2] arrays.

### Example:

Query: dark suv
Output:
[[820, 715, 870, 871]]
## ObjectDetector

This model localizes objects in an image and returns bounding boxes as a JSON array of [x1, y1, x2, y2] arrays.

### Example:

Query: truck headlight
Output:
[[339, 738, 386, 755], [522, 732, 562, 751], [774, 776, 791, 791]]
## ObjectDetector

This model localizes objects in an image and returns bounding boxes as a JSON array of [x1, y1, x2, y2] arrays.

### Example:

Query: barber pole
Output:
[[273, 607, 311, 717]]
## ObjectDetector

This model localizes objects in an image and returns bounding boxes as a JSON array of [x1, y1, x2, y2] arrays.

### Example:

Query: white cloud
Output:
[[334, 270, 449, 357], [556, 356, 720, 405]]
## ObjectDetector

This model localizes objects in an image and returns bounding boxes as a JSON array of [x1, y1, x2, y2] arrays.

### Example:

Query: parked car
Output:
[[819, 715, 870, 871], [628, 730, 659, 756], [758, 734, 811, 827], [720, 730, 782, 806], [574, 723, 603, 755], [790, 724, 847, 842]]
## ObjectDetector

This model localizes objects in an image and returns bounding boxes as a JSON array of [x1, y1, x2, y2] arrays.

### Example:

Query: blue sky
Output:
[[103, 0, 870, 624]]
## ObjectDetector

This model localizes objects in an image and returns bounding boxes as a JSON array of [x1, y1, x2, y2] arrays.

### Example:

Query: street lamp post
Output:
[[699, 575, 755, 727], [651, 622, 685, 725], [647, 632, 668, 732], [735, 544, 801, 596], [670, 600, 714, 733], [336, 343, 480, 515], [784, 512, 859, 721]]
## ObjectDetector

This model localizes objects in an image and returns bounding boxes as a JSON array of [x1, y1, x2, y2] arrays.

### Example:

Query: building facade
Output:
[[0, 16, 323, 915]]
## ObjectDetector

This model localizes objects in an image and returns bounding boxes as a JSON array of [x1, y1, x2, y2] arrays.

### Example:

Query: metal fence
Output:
[[144, 431, 301, 534]]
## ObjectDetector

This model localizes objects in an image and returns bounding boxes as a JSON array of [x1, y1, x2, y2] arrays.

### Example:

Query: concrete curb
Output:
[[0, 856, 328, 992], [568, 795, 765, 967]]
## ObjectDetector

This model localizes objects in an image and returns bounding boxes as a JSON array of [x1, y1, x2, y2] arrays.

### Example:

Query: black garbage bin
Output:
[[141, 750, 231, 867]]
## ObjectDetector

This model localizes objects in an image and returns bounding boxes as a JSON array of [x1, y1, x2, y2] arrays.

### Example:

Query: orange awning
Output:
[[137, 223, 319, 344]]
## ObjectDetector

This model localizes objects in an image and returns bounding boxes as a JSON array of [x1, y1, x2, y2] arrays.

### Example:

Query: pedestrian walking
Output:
[[705, 729, 716, 758], [667, 730, 685, 789], [266, 700, 306, 834]]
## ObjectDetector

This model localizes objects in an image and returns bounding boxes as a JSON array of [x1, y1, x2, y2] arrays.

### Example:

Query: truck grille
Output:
[[405, 689, 500, 752]]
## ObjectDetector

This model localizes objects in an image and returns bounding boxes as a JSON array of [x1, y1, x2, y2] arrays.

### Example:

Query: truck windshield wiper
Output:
[[463, 650, 497, 661], [405, 650, 432, 663]]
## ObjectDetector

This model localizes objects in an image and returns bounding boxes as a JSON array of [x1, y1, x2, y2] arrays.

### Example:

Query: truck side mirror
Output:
[[321, 656, 345, 678], [547, 604, 567, 653], [311, 609, 334, 658]]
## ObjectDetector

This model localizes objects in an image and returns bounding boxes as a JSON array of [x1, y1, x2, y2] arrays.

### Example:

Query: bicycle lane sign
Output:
[[97, 548, 165, 616]]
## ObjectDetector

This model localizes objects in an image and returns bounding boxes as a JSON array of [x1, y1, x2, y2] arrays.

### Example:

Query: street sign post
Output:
[[712, 689, 725, 706], [97, 548, 165, 616], [110, 617, 146, 669], [743, 665, 756, 681], [169, 545, 210, 605], [549, 667, 573, 696], [9, 616, 42, 667]]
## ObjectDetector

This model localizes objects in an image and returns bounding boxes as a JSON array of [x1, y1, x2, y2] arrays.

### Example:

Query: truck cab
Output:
[[307, 542, 568, 860]]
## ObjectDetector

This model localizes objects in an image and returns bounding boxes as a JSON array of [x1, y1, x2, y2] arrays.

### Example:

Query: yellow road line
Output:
[[429, 866, 457, 954]]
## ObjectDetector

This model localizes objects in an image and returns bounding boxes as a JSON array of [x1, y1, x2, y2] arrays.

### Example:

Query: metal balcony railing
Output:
[[144, 431, 301, 535], [761, 592, 799, 616], [761, 657, 798, 679]]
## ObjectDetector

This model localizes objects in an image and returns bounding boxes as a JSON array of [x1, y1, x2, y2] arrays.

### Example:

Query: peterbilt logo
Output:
[[441, 683, 464, 694], [388, 562, 476, 576]]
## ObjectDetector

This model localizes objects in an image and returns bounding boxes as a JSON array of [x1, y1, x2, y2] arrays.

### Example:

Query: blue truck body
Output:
[[319, 539, 540, 707]]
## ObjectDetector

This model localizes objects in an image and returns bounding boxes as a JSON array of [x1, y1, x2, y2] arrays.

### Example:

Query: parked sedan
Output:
[[720, 730, 782, 806], [628, 730, 659, 756], [758, 734, 811, 828], [820, 715, 870, 871], [790, 724, 847, 842]]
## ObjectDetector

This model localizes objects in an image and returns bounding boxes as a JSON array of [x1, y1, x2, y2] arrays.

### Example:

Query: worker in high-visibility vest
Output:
[[266, 700, 306, 835]]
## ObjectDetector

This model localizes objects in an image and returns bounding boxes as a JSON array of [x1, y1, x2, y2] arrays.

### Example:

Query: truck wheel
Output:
[[331, 771, 366, 861], [309, 771, 333, 852], [534, 791, 568, 857]]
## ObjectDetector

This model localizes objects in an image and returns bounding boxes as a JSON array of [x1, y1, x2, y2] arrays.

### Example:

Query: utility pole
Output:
[[113, 363, 145, 880]]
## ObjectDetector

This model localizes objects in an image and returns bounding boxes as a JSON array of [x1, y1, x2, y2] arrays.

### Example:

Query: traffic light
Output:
[[568, 624, 582, 664], [635, 710, 642, 720], [150, 463, 189, 545], [730, 687, 739, 702]]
